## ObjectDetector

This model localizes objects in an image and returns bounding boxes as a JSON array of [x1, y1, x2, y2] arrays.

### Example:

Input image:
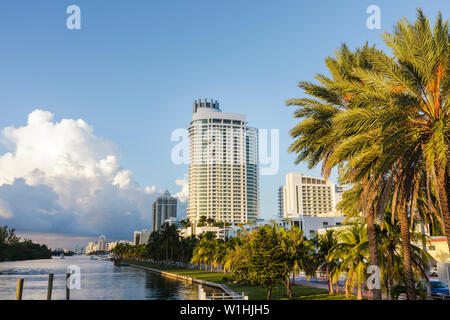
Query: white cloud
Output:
[[0, 110, 160, 239], [144, 186, 157, 194], [173, 175, 189, 203]]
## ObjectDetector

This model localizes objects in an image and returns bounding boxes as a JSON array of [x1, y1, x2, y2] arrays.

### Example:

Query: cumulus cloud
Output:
[[0, 110, 167, 239], [173, 175, 188, 203]]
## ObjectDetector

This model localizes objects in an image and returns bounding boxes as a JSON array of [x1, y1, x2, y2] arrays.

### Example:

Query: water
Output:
[[0, 256, 222, 300]]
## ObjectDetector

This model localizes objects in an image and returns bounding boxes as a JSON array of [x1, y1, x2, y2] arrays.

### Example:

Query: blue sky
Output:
[[0, 1, 448, 247]]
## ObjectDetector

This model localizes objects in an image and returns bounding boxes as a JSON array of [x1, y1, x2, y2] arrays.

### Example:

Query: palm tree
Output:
[[279, 226, 306, 297], [159, 223, 179, 263], [191, 237, 217, 271], [330, 222, 369, 300], [376, 11, 450, 252], [288, 10, 449, 299], [330, 9, 449, 299], [222, 237, 242, 274], [212, 240, 226, 272], [288, 44, 384, 299], [312, 229, 340, 295], [377, 214, 433, 299], [198, 216, 208, 227]]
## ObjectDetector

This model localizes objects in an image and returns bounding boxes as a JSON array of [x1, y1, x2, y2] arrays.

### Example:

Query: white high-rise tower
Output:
[[187, 99, 259, 225]]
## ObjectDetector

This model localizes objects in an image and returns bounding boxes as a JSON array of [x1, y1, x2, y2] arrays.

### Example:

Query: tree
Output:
[[247, 225, 287, 300], [159, 223, 179, 263], [330, 222, 368, 300], [312, 229, 340, 295], [377, 215, 433, 299], [198, 216, 208, 227], [288, 9, 449, 300], [0, 225, 51, 262], [331, 10, 449, 299], [376, 10, 450, 253], [288, 44, 384, 300], [279, 226, 314, 297]]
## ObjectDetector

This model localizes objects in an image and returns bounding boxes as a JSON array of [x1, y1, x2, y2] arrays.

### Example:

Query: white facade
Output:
[[133, 231, 141, 245], [97, 235, 106, 251], [225, 217, 345, 239], [140, 230, 151, 245], [133, 230, 151, 245], [85, 242, 97, 254], [187, 99, 259, 225], [180, 225, 227, 240], [282, 172, 343, 218]]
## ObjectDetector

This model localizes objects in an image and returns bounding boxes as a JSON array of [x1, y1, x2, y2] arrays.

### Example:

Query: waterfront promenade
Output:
[[121, 260, 353, 300]]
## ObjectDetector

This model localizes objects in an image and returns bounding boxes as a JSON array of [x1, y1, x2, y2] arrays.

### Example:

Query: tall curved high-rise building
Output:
[[187, 99, 259, 225]]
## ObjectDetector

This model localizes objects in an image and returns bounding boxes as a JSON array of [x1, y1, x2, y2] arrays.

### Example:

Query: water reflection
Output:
[[0, 256, 221, 300]]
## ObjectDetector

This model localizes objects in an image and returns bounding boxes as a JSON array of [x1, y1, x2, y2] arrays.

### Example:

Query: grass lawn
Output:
[[122, 260, 354, 300]]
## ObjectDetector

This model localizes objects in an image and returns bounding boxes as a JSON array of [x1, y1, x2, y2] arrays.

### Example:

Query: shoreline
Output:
[[122, 262, 239, 298]]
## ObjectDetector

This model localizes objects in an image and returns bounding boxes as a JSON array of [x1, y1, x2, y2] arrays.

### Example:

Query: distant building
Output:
[[152, 190, 177, 232], [180, 225, 227, 240], [278, 186, 285, 218], [105, 242, 113, 252], [140, 230, 151, 245], [165, 217, 179, 227], [97, 235, 106, 251], [281, 172, 344, 218], [133, 230, 151, 245], [426, 236, 450, 264], [225, 217, 345, 240], [85, 242, 96, 254], [133, 231, 142, 245]]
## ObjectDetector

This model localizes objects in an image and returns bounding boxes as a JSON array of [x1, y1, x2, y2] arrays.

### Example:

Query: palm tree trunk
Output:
[[345, 274, 351, 299], [436, 165, 450, 251], [366, 207, 382, 300], [336, 277, 340, 294], [397, 204, 417, 300], [388, 277, 394, 300], [384, 278, 389, 300], [285, 278, 293, 298], [329, 272, 334, 295], [267, 287, 272, 300], [357, 280, 363, 300]]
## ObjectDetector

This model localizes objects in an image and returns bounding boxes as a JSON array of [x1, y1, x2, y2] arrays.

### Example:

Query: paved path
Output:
[[292, 276, 372, 299]]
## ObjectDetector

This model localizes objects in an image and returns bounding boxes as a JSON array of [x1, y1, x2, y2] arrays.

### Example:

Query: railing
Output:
[[198, 285, 248, 300]]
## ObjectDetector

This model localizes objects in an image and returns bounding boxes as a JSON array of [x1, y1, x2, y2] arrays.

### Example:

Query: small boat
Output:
[[60, 253, 65, 259]]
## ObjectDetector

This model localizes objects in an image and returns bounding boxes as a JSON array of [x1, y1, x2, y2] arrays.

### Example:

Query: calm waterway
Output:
[[0, 256, 221, 300]]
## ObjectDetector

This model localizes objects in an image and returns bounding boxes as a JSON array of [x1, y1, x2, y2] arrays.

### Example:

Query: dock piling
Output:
[[66, 272, 70, 300], [15, 279, 24, 300], [47, 273, 54, 300]]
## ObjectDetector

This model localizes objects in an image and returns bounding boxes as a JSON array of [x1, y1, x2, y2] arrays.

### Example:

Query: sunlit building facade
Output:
[[282, 172, 343, 218], [187, 99, 259, 225]]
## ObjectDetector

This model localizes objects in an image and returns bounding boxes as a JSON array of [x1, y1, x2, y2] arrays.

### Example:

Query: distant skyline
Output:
[[0, 1, 448, 248]]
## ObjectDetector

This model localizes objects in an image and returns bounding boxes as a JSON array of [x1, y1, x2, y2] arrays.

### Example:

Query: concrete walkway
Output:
[[292, 276, 372, 299]]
